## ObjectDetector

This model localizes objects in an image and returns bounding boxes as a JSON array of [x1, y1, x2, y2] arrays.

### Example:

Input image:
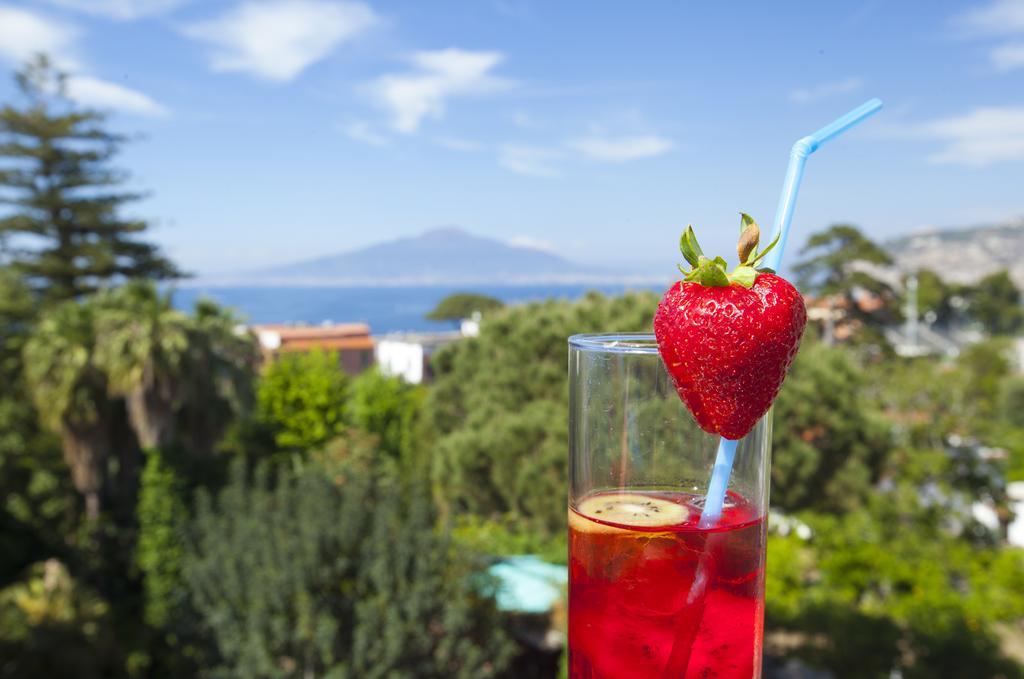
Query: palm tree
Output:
[[179, 299, 257, 457], [93, 281, 190, 451], [23, 299, 109, 519]]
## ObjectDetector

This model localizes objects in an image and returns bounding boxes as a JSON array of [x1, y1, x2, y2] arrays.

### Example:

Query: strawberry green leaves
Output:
[[682, 256, 730, 286], [676, 214, 781, 289], [679, 226, 729, 285], [728, 265, 758, 288], [679, 225, 704, 268]]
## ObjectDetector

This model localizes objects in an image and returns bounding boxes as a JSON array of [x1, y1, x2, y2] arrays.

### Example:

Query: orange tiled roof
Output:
[[253, 323, 370, 340], [276, 336, 375, 352]]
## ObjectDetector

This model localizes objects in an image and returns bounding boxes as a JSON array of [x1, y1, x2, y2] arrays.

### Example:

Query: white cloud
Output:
[[183, 0, 377, 82], [922, 106, 1024, 166], [789, 77, 864, 104], [66, 75, 169, 116], [369, 48, 510, 133], [956, 0, 1024, 36], [0, 5, 78, 68], [568, 134, 674, 162], [507, 235, 556, 252], [498, 144, 562, 178], [953, 0, 1024, 71], [43, 0, 188, 20], [342, 120, 389, 146], [0, 5, 167, 117], [496, 128, 674, 177], [992, 42, 1024, 69]]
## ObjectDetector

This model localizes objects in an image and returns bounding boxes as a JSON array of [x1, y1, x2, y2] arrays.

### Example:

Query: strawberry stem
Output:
[[676, 214, 778, 289]]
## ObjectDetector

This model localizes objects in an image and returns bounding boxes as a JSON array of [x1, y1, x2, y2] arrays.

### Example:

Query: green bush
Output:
[[182, 432, 515, 678], [256, 349, 349, 452], [1001, 376, 1024, 429], [136, 449, 187, 630], [766, 496, 1024, 678], [0, 560, 121, 679], [345, 367, 423, 462], [772, 340, 893, 513]]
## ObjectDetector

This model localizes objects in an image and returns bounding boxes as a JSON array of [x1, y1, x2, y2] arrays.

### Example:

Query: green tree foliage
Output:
[[0, 266, 33, 367], [0, 559, 122, 679], [21, 288, 255, 520], [1002, 377, 1024, 429], [771, 340, 892, 513], [423, 291, 658, 536], [765, 334, 1024, 675], [967, 270, 1023, 336], [0, 267, 69, 579], [256, 349, 349, 452], [94, 282, 190, 451], [182, 433, 515, 678], [426, 292, 504, 322], [870, 340, 1024, 517], [22, 298, 110, 519], [914, 268, 959, 326], [794, 224, 894, 295], [961, 345, 1024, 485], [957, 338, 1012, 425], [136, 449, 187, 630], [794, 224, 898, 338], [345, 367, 422, 461], [0, 388, 68, 581], [0, 56, 178, 304], [766, 494, 1024, 678], [178, 299, 257, 458]]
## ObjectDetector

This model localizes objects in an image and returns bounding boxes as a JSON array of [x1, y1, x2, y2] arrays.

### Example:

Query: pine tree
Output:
[[0, 55, 179, 304]]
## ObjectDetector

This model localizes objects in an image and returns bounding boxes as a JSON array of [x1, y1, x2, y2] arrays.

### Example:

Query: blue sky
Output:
[[1, 0, 1023, 276]]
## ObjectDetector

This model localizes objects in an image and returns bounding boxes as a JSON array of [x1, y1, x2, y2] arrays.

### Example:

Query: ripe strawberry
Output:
[[654, 214, 807, 440]]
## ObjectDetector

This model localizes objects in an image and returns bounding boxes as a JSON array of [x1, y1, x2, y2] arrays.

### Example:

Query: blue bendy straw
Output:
[[698, 98, 883, 528]]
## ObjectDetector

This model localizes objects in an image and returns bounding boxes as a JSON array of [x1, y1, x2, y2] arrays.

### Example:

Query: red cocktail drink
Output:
[[569, 491, 765, 679], [567, 334, 772, 679]]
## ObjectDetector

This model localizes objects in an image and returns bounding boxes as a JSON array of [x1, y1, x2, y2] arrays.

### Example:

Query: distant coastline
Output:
[[170, 282, 667, 335], [176, 273, 669, 288]]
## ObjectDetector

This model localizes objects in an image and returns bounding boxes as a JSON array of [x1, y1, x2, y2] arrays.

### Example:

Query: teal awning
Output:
[[487, 555, 568, 614]]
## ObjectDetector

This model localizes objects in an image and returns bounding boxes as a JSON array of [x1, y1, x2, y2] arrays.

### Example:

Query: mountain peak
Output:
[[420, 226, 471, 240], [251, 227, 618, 285]]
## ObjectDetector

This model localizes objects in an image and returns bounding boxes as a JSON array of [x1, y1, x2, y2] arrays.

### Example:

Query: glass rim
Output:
[[568, 333, 659, 354]]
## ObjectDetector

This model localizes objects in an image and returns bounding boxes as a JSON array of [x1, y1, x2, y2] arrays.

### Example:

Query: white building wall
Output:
[[376, 340, 426, 384], [460, 316, 480, 338], [1008, 482, 1024, 548]]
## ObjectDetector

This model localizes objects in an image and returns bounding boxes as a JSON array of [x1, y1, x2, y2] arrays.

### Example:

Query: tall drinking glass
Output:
[[568, 334, 771, 679]]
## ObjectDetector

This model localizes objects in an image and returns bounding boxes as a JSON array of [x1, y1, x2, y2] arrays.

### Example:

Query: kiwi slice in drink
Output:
[[571, 493, 689, 533]]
